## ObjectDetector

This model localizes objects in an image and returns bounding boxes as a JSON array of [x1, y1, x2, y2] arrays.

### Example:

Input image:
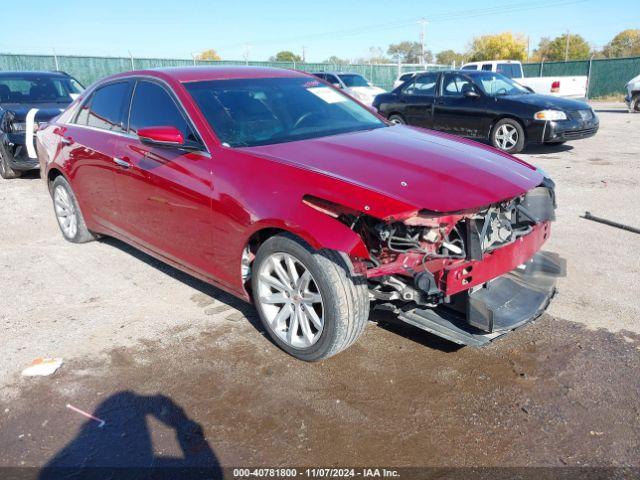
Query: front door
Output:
[[112, 80, 215, 277], [433, 73, 487, 138]]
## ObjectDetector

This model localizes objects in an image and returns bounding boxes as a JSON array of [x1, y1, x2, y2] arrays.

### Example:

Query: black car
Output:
[[0, 71, 83, 179], [372, 70, 599, 154]]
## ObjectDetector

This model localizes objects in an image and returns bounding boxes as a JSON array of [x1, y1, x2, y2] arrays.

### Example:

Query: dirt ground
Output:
[[1, 102, 639, 473]]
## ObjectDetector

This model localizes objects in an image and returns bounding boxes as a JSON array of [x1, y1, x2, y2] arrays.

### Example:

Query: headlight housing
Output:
[[10, 122, 27, 132], [534, 110, 567, 121]]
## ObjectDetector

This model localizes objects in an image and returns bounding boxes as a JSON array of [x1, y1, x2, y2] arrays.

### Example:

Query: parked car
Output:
[[311, 72, 385, 106], [37, 67, 560, 361], [373, 70, 598, 154], [625, 73, 640, 112], [0, 71, 83, 179], [461, 60, 588, 99]]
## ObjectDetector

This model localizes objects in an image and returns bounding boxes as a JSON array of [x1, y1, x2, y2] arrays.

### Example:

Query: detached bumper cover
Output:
[[396, 251, 565, 346]]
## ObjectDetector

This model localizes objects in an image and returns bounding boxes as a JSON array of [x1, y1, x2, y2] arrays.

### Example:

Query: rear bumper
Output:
[[396, 251, 565, 346]]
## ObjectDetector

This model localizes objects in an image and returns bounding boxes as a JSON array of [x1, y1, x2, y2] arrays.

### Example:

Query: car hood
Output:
[[243, 125, 543, 214], [626, 74, 640, 88], [0, 104, 66, 122], [501, 93, 590, 110]]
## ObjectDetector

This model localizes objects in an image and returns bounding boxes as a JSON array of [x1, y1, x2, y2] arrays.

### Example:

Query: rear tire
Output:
[[491, 118, 525, 154], [51, 176, 96, 243], [251, 233, 369, 361], [388, 114, 406, 125], [0, 145, 21, 179]]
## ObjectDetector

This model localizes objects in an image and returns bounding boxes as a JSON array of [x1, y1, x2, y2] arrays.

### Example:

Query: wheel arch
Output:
[[239, 213, 370, 295], [489, 115, 528, 142], [46, 167, 68, 193]]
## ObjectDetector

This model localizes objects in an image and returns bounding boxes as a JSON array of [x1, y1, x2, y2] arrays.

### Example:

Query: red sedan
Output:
[[36, 67, 561, 361]]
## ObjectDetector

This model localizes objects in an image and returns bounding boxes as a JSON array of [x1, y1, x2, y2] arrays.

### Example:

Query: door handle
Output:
[[113, 157, 131, 169]]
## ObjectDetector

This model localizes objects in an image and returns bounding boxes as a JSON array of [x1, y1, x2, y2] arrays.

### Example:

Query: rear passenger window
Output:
[[482, 64, 493, 71], [129, 81, 198, 143], [403, 73, 438, 95], [78, 82, 130, 132]]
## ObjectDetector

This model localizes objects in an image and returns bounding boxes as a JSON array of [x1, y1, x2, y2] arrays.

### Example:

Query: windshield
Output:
[[185, 77, 386, 147], [475, 72, 530, 96], [337, 74, 370, 87], [0, 75, 83, 104]]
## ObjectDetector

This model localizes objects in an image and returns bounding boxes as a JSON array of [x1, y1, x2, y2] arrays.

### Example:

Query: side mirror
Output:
[[331, 82, 342, 89], [464, 89, 480, 98], [138, 126, 184, 147]]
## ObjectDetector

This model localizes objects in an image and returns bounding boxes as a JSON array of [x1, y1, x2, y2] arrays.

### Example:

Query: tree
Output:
[[387, 41, 432, 64], [324, 56, 350, 65], [269, 51, 302, 62], [354, 47, 390, 64], [603, 29, 640, 58], [532, 33, 591, 61], [435, 49, 466, 66], [195, 49, 221, 61], [468, 32, 527, 62]]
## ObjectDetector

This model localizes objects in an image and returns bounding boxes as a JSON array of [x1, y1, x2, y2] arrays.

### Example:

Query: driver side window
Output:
[[128, 81, 200, 143], [442, 74, 473, 97]]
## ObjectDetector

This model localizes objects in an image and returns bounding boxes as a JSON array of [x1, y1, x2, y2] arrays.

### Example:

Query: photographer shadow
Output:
[[39, 391, 222, 479]]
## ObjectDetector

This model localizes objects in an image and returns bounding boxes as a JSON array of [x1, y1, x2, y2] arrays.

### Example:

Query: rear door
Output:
[[112, 79, 214, 276], [433, 73, 488, 138], [62, 80, 132, 230], [398, 72, 438, 128]]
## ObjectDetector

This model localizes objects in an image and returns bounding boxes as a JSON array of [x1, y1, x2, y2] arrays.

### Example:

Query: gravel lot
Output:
[[1, 102, 639, 470]]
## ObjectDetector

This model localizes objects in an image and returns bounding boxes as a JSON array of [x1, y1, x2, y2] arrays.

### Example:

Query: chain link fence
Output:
[[1, 53, 637, 97], [0, 53, 447, 91]]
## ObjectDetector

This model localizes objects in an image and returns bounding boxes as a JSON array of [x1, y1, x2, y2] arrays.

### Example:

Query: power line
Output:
[[217, 0, 591, 51]]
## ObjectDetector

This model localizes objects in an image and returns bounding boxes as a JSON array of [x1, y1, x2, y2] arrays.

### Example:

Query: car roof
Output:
[[0, 70, 71, 78], [312, 72, 364, 76], [105, 66, 311, 84]]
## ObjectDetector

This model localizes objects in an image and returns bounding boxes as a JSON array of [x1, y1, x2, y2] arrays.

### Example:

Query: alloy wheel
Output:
[[256, 252, 324, 349], [54, 185, 78, 239], [495, 124, 519, 150]]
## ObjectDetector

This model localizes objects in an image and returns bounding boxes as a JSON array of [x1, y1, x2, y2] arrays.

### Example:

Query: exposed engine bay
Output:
[[303, 177, 559, 344]]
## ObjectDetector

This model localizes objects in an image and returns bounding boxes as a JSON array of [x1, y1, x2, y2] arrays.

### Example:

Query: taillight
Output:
[[551, 81, 560, 93]]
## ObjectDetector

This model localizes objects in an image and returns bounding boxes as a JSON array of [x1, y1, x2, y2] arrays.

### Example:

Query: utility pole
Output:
[[565, 29, 570, 61], [418, 17, 427, 66], [243, 44, 252, 65]]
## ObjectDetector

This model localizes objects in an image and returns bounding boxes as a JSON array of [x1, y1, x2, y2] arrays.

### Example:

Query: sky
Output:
[[2, 0, 638, 62]]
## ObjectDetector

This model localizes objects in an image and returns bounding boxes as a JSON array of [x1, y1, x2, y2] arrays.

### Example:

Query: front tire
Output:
[[0, 144, 21, 179], [251, 234, 369, 361], [51, 176, 96, 243], [388, 114, 406, 125], [491, 118, 525, 154]]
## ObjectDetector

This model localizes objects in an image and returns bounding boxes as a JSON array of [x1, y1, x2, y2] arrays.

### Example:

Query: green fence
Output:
[[1, 53, 636, 97], [522, 56, 640, 98], [0, 53, 448, 92]]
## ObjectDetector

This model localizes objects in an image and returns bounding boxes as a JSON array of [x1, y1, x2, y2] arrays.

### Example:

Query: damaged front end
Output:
[[0, 108, 40, 175], [307, 177, 564, 346]]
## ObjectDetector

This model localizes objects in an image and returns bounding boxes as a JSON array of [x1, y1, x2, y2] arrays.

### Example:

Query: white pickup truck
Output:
[[461, 60, 587, 99]]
